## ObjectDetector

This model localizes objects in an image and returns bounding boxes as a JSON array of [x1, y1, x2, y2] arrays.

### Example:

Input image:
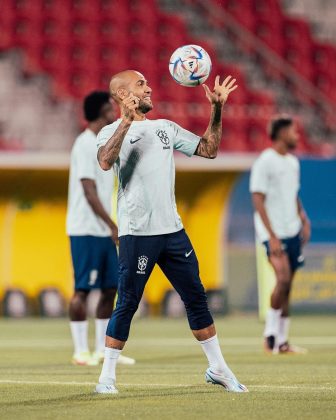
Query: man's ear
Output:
[[117, 88, 128, 100]]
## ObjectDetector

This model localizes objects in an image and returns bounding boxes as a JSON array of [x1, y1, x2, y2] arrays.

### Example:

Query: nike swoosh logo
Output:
[[130, 137, 141, 144], [185, 249, 194, 258]]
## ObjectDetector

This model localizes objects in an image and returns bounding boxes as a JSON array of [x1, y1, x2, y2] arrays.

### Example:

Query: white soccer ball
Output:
[[169, 45, 212, 87]]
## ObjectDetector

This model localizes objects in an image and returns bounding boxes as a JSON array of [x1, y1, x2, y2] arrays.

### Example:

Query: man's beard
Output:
[[138, 99, 153, 114], [287, 141, 297, 150]]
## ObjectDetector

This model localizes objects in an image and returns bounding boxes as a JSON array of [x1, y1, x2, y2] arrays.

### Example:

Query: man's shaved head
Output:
[[109, 70, 145, 102], [109, 69, 153, 114]]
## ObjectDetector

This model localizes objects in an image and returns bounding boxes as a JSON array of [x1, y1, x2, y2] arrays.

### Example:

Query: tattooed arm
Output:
[[98, 119, 132, 170], [195, 75, 238, 159], [98, 94, 140, 171]]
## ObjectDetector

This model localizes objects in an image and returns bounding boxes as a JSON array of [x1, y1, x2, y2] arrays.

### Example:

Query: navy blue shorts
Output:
[[263, 233, 305, 273], [107, 229, 213, 341], [70, 236, 119, 291]]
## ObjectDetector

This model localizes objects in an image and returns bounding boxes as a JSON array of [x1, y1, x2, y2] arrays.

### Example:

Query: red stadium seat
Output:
[[156, 74, 189, 102], [285, 46, 315, 81], [246, 119, 270, 152], [283, 18, 312, 53], [127, 18, 158, 50], [248, 91, 275, 119], [14, 0, 43, 21], [226, 0, 256, 32], [128, 47, 157, 73], [70, 42, 100, 71], [70, 0, 100, 21], [128, 2, 159, 27], [157, 15, 188, 41], [12, 17, 42, 49], [40, 42, 71, 75], [99, 0, 129, 24], [42, 0, 72, 21], [99, 19, 129, 49], [315, 71, 336, 102], [41, 18, 72, 46], [0, 19, 14, 50], [255, 18, 285, 55], [220, 119, 249, 152], [187, 117, 209, 137], [98, 42, 129, 71], [313, 43, 336, 75], [67, 69, 100, 98], [254, 0, 282, 20], [70, 18, 100, 44]]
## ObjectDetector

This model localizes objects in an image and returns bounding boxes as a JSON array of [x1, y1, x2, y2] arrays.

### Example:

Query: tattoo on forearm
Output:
[[196, 104, 222, 158], [99, 120, 131, 168]]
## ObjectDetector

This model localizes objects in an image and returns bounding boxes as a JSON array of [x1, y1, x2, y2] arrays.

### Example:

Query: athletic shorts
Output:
[[70, 236, 119, 291], [263, 233, 305, 272]]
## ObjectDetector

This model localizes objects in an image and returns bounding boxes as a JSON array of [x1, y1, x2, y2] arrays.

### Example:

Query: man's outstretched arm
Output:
[[195, 75, 238, 159]]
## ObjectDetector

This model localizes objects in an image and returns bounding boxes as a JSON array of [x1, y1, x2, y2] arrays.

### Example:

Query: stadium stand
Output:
[[0, 0, 335, 155]]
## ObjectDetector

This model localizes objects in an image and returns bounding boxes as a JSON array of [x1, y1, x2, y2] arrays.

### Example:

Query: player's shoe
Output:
[[279, 342, 308, 354], [118, 355, 136, 365], [95, 382, 118, 394], [205, 368, 248, 393], [72, 351, 99, 366], [92, 351, 136, 365]]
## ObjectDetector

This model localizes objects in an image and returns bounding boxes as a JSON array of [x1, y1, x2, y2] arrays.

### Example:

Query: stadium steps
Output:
[[0, 51, 78, 151], [283, 0, 336, 43]]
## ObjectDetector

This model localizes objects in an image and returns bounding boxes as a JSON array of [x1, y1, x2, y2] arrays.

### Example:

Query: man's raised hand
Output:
[[122, 93, 140, 122], [203, 75, 238, 106]]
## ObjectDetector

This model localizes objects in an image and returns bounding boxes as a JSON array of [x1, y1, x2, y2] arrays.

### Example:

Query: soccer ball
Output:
[[169, 45, 212, 87]]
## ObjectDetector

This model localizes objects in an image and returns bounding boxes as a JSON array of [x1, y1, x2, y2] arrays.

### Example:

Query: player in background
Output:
[[250, 116, 311, 354], [94, 70, 248, 394], [66, 91, 135, 366]]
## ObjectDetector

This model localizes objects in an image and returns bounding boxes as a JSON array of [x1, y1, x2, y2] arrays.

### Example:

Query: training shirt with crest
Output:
[[67, 128, 114, 237], [97, 119, 200, 237], [249, 148, 302, 243]]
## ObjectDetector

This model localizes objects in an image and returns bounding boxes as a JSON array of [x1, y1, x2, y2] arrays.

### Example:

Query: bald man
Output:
[[95, 70, 248, 394]]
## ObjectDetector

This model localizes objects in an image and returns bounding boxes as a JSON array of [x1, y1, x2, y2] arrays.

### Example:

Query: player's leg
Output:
[[94, 237, 118, 359], [69, 290, 90, 362], [264, 249, 292, 353], [277, 270, 293, 352], [158, 229, 248, 393], [69, 236, 98, 365], [93, 237, 135, 365], [94, 288, 116, 358], [96, 235, 163, 394], [278, 235, 306, 354]]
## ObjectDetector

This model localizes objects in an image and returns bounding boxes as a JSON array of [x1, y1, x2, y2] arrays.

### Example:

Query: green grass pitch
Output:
[[1, 315, 336, 419]]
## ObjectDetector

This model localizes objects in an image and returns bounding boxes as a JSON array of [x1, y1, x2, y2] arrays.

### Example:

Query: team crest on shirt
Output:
[[137, 255, 148, 274], [156, 129, 170, 149]]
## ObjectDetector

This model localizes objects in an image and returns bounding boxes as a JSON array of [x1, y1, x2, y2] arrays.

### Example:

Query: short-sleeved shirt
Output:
[[97, 119, 200, 236], [249, 148, 302, 242], [66, 129, 114, 237]]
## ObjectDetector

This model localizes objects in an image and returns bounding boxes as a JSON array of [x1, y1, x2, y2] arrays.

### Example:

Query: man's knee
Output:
[[100, 288, 117, 303], [71, 290, 89, 305], [183, 290, 213, 330], [115, 289, 141, 317], [106, 293, 139, 341], [277, 280, 291, 297]]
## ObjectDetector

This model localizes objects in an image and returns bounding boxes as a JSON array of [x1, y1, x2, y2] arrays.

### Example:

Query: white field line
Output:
[[0, 336, 336, 348], [0, 379, 335, 391]]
